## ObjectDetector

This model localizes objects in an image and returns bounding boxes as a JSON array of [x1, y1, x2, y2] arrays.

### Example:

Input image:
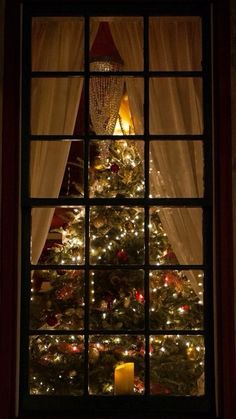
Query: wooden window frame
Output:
[[0, 0, 235, 419]]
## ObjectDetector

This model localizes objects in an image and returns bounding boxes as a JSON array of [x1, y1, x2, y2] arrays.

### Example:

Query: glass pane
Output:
[[149, 270, 204, 330], [149, 141, 204, 198], [32, 17, 84, 71], [150, 335, 205, 396], [31, 77, 83, 135], [90, 18, 143, 71], [30, 270, 84, 330], [90, 206, 145, 265], [30, 140, 84, 198], [90, 77, 143, 135], [31, 207, 85, 265], [149, 207, 203, 265], [149, 78, 203, 135], [89, 270, 144, 330], [149, 17, 202, 71], [89, 335, 145, 395], [29, 335, 84, 395], [89, 140, 144, 198]]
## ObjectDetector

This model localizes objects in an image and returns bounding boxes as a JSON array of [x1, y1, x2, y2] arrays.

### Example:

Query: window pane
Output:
[[31, 77, 84, 135], [149, 78, 203, 135], [89, 270, 144, 330], [89, 140, 144, 198], [90, 206, 145, 265], [24, 7, 210, 409], [149, 141, 204, 198], [149, 207, 203, 265], [32, 17, 84, 71], [149, 17, 202, 71], [30, 140, 84, 198], [29, 335, 84, 395], [149, 270, 204, 330], [30, 270, 84, 330], [90, 18, 143, 71], [90, 77, 143, 135], [31, 207, 85, 265], [150, 335, 205, 396], [89, 335, 145, 395]]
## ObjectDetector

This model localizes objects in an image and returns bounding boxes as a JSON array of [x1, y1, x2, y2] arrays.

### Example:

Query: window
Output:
[[20, 2, 213, 416]]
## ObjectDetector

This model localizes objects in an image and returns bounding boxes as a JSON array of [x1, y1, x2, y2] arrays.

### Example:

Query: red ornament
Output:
[[104, 291, 115, 311], [46, 313, 58, 327], [164, 272, 178, 287], [164, 248, 177, 263], [116, 249, 129, 263], [139, 343, 153, 357], [57, 342, 69, 353], [110, 163, 120, 173], [135, 290, 145, 303], [67, 344, 83, 353], [181, 305, 190, 311], [134, 377, 145, 393], [57, 342, 83, 354], [55, 284, 75, 300]]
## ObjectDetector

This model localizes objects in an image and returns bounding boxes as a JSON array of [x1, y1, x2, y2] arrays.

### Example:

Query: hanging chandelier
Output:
[[90, 56, 124, 136], [89, 23, 124, 140]]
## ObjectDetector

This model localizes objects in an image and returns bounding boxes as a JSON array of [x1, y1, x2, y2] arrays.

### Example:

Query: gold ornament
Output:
[[123, 170, 133, 184], [89, 346, 100, 363], [46, 300, 52, 309], [93, 215, 106, 229], [124, 296, 131, 308], [100, 300, 107, 310], [40, 281, 53, 293], [68, 370, 77, 378], [94, 157, 105, 171], [187, 346, 197, 360]]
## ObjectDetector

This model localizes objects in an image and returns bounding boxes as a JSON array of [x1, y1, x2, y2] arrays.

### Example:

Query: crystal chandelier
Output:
[[90, 56, 124, 136], [89, 23, 124, 162]]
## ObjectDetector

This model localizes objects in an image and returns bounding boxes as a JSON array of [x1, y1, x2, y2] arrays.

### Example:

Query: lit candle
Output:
[[114, 362, 134, 395]]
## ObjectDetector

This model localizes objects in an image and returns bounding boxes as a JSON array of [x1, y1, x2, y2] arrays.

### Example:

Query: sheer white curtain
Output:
[[149, 18, 203, 298], [31, 18, 98, 264], [110, 18, 203, 297]]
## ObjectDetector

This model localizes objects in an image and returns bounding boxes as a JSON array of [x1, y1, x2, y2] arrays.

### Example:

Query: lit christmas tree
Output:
[[29, 90, 204, 397]]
